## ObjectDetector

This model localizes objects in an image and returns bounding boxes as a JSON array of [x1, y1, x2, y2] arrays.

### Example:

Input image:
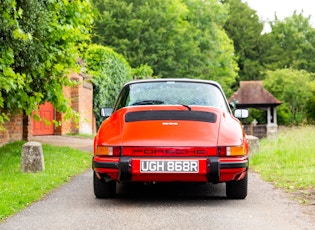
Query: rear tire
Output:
[[226, 172, 248, 199], [93, 172, 116, 198]]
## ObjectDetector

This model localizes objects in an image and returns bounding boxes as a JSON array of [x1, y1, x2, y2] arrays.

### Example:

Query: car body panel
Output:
[[97, 106, 220, 147]]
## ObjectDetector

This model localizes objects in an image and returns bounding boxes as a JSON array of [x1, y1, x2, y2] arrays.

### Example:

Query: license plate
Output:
[[140, 160, 199, 173]]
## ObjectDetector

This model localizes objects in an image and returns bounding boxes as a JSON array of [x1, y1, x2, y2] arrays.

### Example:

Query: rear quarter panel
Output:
[[217, 111, 248, 152]]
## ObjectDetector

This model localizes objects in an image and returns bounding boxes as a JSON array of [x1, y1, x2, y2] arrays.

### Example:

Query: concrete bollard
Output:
[[247, 135, 259, 156], [21, 141, 45, 173]]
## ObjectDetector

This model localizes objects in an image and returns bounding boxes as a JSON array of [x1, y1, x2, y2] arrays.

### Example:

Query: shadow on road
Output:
[[113, 182, 228, 202]]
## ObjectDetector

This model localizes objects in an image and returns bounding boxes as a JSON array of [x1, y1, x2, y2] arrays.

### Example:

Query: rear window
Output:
[[115, 81, 230, 112]]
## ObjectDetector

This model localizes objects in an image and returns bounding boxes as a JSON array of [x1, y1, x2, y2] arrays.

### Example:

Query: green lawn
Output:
[[0, 141, 91, 221], [251, 126, 315, 198]]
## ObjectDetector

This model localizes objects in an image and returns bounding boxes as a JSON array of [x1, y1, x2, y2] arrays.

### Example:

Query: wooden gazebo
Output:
[[229, 81, 282, 138]]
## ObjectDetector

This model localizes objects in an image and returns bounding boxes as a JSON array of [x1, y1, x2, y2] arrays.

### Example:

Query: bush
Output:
[[84, 45, 133, 128], [263, 69, 313, 125]]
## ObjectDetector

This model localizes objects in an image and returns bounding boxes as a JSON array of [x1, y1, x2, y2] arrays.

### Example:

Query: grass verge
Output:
[[0, 141, 91, 221], [250, 126, 315, 204]]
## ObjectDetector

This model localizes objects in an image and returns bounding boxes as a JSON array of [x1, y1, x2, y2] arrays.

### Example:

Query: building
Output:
[[0, 72, 95, 146], [229, 81, 282, 138]]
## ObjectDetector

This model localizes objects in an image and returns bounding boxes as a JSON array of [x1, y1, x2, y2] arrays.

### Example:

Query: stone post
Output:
[[21, 141, 45, 173], [267, 123, 278, 140], [247, 135, 259, 155]]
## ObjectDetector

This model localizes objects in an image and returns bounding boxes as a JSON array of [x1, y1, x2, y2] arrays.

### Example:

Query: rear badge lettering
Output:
[[162, 122, 178, 126]]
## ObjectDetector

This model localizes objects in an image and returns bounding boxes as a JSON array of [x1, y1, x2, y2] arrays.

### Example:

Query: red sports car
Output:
[[92, 79, 249, 199]]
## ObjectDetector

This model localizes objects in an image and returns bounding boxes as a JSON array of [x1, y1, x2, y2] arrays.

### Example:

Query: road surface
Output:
[[1, 170, 314, 230]]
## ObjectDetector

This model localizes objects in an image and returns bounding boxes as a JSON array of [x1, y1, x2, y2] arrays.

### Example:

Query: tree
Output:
[[0, 0, 93, 126], [84, 44, 153, 128], [262, 12, 315, 73], [182, 0, 238, 96], [92, 0, 238, 96], [132, 64, 154, 80], [263, 69, 312, 125], [84, 45, 132, 127], [305, 80, 315, 123], [221, 0, 264, 81]]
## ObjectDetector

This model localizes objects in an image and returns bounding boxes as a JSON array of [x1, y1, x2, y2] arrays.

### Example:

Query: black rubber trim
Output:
[[92, 161, 119, 169], [125, 110, 216, 123], [207, 157, 220, 183], [93, 156, 248, 183], [220, 160, 249, 169], [119, 157, 132, 181]]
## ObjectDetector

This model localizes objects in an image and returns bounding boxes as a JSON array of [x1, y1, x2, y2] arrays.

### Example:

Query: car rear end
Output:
[[93, 107, 248, 199], [92, 79, 249, 199]]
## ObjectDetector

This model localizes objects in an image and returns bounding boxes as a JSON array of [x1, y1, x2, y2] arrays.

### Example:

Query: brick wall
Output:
[[78, 82, 94, 134], [1, 71, 95, 146], [55, 85, 72, 135], [0, 113, 23, 146], [70, 79, 79, 133], [56, 72, 95, 135]]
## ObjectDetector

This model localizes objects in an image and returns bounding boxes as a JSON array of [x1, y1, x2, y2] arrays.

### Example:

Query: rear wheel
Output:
[[93, 172, 116, 198], [226, 172, 248, 199]]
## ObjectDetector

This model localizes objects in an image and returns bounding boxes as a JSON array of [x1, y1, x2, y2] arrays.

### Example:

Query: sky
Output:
[[243, 0, 315, 31]]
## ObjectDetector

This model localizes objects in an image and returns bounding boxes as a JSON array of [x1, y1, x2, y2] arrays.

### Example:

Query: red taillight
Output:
[[218, 147, 227, 156], [95, 146, 120, 156], [122, 147, 217, 156]]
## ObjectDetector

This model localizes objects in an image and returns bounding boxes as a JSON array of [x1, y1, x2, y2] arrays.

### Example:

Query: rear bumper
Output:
[[92, 156, 248, 183]]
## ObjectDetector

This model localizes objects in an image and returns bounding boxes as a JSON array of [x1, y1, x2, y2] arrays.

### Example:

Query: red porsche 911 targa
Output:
[[92, 79, 249, 199]]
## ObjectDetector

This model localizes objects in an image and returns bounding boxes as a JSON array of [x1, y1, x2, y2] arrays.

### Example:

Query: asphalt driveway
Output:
[[29, 135, 94, 152]]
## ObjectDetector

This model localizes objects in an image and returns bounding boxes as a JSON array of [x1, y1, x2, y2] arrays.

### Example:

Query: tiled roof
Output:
[[229, 81, 281, 106]]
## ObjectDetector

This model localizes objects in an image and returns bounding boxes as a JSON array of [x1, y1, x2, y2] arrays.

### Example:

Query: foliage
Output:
[[305, 81, 315, 122], [132, 64, 154, 80], [240, 108, 266, 125], [0, 0, 93, 126], [91, 0, 238, 96], [222, 0, 265, 82], [0, 141, 91, 221], [262, 12, 315, 72], [263, 69, 313, 125], [84, 44, 133, 128], [223, 8, 315, 125]]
